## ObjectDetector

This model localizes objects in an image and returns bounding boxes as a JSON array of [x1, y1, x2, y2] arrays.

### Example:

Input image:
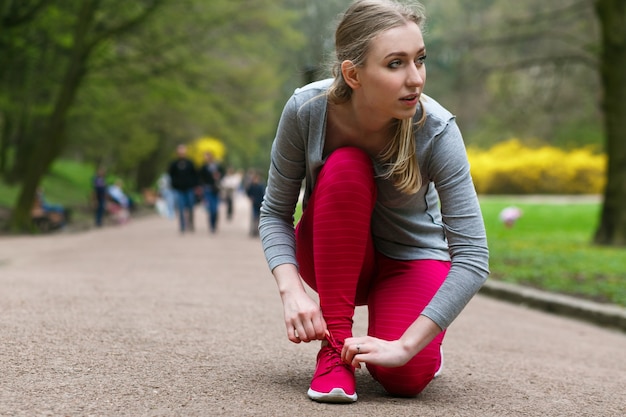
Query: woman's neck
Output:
[[325, 100, 394, 158], [332, 100, 393, 138]]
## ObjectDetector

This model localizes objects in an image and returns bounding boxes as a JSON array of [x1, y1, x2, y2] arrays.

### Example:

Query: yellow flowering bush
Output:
[[187, 136, 226, 166], [467, 139, 606, 194]]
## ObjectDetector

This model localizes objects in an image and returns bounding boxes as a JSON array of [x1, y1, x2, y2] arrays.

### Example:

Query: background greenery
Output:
[[0, 0, 604, 194], [0, 1, 623, 300]]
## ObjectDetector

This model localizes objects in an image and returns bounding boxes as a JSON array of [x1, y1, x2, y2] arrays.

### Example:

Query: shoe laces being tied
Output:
[[319, 331, 353, 373]]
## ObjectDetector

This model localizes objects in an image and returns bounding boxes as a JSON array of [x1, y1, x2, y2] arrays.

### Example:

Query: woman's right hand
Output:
[[273, 264, 327, 343], [281, 289, 327, 343]]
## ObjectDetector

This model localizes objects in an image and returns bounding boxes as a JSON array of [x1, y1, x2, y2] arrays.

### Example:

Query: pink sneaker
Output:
[[307, 335, 357, 403]]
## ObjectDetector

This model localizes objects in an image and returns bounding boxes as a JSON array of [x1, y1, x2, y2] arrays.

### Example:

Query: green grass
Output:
[[41, 160, 97, 206], [0, 159, 96, 207], [480, 197, 625, 307]]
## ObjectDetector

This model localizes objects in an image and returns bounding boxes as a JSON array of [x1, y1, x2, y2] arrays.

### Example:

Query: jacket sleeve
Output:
[[421, 119, 490, 329], [259, 94, 307, 271]]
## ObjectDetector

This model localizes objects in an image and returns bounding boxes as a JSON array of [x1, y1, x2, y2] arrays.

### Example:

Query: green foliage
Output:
[[64, 0, 304, 182], [0, 182, 18, 207], [420, 0, 602, 148], [40, 160, 95, 206]]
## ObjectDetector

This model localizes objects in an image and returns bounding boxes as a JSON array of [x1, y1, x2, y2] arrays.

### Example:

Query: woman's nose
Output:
[[407, 62, 425, 87]]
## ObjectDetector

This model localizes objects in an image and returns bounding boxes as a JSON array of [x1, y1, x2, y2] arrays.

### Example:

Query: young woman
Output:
[[259, 0, 489, 403]]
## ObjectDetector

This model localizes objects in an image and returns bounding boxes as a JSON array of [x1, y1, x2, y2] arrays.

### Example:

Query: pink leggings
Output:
[[296, 147, 450, 396]]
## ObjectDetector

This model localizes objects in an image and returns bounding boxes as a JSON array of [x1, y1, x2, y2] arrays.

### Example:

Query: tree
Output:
[[2, 0, 164, 231], [593, 0, 626, 245], [422, 0, 602, 148], [426, 0, 625, 246], [65, 0, 303, 189], [1, 0, 303, 231]]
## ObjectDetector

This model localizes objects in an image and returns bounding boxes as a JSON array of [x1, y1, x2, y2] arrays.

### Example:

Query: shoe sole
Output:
[[434, 346, 444, 378], [307, 387, 357, 403]]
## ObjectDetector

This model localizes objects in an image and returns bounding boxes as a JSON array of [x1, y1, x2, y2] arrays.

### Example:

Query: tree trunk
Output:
[[594, 0, 626, 246], [9, 1, 96, 232]]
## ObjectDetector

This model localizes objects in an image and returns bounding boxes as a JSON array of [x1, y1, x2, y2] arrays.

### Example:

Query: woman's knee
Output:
[[317, 147, 376, 196], [367, 362, 437, 397], [366, 337, 443, 397]]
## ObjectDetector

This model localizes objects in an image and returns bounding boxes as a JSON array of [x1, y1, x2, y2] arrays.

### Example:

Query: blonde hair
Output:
[[328, 0, 427, 194]]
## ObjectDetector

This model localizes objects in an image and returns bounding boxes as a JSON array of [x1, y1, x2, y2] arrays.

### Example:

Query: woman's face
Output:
[[353, 22, 426, 122]]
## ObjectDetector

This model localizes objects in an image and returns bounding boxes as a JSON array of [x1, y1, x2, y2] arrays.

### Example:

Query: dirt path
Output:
[[1, 194, 624, 416]]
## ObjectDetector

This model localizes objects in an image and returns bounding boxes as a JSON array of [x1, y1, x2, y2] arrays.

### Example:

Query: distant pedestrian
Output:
[[168, 144, 198, 233], [221, 167, 243, 221], [199, 152, 225, 233], [92, 167, 107, 227], [245, 170, 265, 237], [156, 172, 176, 219]]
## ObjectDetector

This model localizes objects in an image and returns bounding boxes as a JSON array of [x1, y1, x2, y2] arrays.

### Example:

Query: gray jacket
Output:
[[259, 79, 489, 329]]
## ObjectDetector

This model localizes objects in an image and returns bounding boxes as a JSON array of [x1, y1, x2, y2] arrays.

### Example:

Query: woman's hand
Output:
[[341, 336, 412, 368], [273, 264, 327, 343], [281, 289, 327, 343], [341, 315, 443, 368]]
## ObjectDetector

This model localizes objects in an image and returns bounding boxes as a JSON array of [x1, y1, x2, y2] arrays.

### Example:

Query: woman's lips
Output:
[[400, 94, 418, 106]]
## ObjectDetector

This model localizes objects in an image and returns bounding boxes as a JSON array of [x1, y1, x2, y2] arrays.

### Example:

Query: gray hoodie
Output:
[[259, 79, 489, 330]]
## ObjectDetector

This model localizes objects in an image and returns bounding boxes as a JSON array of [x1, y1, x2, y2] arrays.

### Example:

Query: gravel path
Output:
[[1, 195, 624, 416]]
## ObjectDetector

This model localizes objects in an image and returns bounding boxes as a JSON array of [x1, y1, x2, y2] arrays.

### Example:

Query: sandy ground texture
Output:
[[1, 194, 625, 417]]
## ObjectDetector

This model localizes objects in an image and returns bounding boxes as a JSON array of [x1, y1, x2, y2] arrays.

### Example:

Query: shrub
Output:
[[467, 139, 606, 194]]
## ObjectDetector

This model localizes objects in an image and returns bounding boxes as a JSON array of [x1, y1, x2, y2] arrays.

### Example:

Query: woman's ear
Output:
[[341, 60, 360, 89]]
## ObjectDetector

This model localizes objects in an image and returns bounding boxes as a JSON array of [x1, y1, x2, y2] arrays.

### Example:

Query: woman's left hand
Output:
[[341, 336, 413, 368]]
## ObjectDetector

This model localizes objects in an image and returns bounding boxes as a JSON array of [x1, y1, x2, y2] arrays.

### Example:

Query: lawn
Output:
[[479, 196, 625, 307], [0, 159, 95, 207]]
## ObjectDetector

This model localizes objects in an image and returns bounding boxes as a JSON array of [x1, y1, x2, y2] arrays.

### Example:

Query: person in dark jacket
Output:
[[245, 170, 266, 237], [92, 167, 107, 227], [168, 144, 198, 233], [198, 151, 225, 233]]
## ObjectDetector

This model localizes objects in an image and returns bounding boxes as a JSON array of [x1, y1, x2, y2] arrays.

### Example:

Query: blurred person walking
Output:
[[168, 144, 198, 233], [245, 170, 266, 237], [199, 152, 225, 233], [92, 167, 107, 227], [221, 167, 243, 221], [157, 172, 176, 219]]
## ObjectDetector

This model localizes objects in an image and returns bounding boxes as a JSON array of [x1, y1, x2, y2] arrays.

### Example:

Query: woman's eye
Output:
[[416, 54, 427, 65], [388, 59, 402, 68]]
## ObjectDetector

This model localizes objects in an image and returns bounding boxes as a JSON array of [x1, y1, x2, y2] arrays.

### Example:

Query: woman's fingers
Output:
[[282, 290, 326, 343], [342, 337, 365, 364], [287, 315, 327, 343], [286, 324, 301, 343], [298, 319, 315, 342]]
